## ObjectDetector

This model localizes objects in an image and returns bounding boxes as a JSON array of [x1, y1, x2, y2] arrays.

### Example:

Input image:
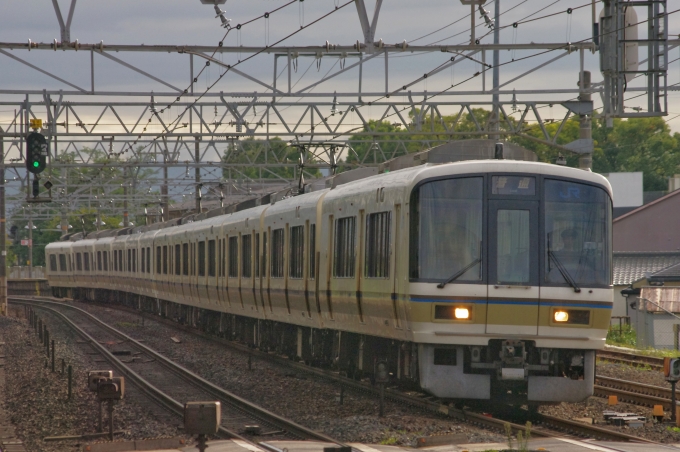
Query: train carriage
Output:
[[46, 143, 612, 404]]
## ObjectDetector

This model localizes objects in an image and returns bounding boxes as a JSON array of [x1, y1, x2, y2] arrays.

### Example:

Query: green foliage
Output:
[[222, 137, 320, 180], [606, 324, 637, 347], [503, 421, 531, 452]]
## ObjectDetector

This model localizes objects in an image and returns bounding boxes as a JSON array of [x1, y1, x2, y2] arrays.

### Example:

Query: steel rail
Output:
[[13, 297, 346, 449], [14, 296, 662, 444], [595, 376, 678, 410], [597, 350, 664, 371]]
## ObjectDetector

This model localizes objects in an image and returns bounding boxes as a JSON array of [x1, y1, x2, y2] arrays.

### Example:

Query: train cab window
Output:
[[365, 212, 391, 278], [333, 217, 356, 278], [198, 241, 206, 277], [146, 247, 151, 274], [97, 251, 102, 271], [182, 243, 189, 276], [163, 245, 168, 275], [242, 235, 252, 278], [410, 177, 483, 282], [208, 240, 216, 277], [544, 179, 612, 287], [271, 229, 284, 278], [175, 244, 181, 275], [156, 246, 161, 275], [76, 253, 82, 271], [255, 234, 260, 278], [103, 251, 108, 271], [309, 225, 316, 279], [289, 227, 303, 279], [84, 253, 90, 271], [59, 254, 67, 272], [228, 237, 238, 278], [49, 255, 58, 272]]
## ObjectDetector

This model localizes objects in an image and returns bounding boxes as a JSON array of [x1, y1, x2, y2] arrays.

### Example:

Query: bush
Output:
[[606, 323, 637, 347]]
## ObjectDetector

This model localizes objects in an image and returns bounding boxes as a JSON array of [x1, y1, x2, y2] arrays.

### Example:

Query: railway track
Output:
[[595, 376, 679, 410], [14, 298, 345, 450], [12, 297, 662, 446], [597, 349, 665, 371]]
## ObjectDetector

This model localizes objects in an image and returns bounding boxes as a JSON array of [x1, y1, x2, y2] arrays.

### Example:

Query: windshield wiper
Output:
[[437, 243, 482, 289], [547, 233, 580, 293]]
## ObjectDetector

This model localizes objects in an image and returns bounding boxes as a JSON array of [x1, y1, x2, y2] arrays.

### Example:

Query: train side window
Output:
[[198, 241, 206, 277], [333, 216, 356, 278], [59, 254, 67, 272], [309, 224, 316, 279], [156, 246, 161, 275], [146, 247, 151, 274], [242, 234, 252, 278], [76, 253, 82, 271], [163, 245, 168, 275], [175, 244, 181, 275], [255, 233, 260, 278], [228, 236, 238, 278], [182, 243, 189, 276], [221, 239, 226, 277], [217, 239, 222, 277], [118, 250, 122, 271], [141, 248, 145, 273], [208, 239, 216, 277], [84, 253, 90, 271], [289, 226, 303, 279], [128, 249, 132, 272], [271, 229, 284, 278], [49, 255, 58, 272], [103, 251, 109, 271], [97, 251, 102, 271], [365, 211, 391, 278], [132, 249, 137, 273], [262, 232, 268, 277]]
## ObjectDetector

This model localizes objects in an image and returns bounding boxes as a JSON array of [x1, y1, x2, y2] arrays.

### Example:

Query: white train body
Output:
[[46, 158, 613, 403]]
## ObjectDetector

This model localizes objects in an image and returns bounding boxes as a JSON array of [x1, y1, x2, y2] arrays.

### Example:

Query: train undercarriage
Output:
[[54, 286, 595, 404]]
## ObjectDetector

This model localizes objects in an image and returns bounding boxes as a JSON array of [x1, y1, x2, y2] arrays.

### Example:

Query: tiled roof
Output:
[[613, 252, 680, 286]]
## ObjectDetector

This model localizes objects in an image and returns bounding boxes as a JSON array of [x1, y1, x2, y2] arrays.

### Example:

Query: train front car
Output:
[[409, 161, 612, 404]]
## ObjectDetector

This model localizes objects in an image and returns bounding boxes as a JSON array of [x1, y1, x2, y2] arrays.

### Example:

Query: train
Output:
[[46, 141, 613, 404]]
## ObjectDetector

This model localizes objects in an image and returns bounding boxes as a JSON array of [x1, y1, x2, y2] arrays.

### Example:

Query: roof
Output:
[[613, 251, 680, 286], [614, 189, 680, 223], [648, 261, 680, 282]]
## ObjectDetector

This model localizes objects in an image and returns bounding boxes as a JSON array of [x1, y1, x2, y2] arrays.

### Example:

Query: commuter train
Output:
[[46, 142, 613, 404]]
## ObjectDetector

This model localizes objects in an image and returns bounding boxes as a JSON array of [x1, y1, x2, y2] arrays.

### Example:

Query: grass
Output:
[[379, 436, 398, 445], [115, 321, 138, 328], [606, 324, 637, 347]]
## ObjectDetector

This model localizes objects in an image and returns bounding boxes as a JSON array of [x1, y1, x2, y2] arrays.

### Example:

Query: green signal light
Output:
[[32, 161, 40, 168]]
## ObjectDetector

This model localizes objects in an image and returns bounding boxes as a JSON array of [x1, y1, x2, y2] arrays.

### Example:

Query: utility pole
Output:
[[123, 166, 129, 227], [490, 0, 500, 141], [0, 127, 6, 316], [162, 142, 169, 222], [578, 68, 593, 170], [28, 207, 33, 279], [195, 137, 201, 214]]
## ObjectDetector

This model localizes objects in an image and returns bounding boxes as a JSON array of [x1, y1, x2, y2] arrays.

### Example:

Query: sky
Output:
[[0, 0, 679, 219]]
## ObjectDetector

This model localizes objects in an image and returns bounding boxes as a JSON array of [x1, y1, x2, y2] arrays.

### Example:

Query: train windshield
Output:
[[410, 177, 483, 282], [544, 179, 611, 287]]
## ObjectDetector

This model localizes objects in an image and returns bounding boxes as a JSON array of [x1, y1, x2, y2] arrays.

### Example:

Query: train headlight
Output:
[[454, 307, 470, 320], [553, 310, 569, 322]]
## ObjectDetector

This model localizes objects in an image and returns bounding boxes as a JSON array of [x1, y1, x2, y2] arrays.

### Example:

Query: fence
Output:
[[8, 266, 45, 279], [628, 297, 680, 350]]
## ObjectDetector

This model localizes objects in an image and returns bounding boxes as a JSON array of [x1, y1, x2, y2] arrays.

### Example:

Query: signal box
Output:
[[88, 370, 113, 392], [184, 401, 221, 435], [97, 377, 125, 400]]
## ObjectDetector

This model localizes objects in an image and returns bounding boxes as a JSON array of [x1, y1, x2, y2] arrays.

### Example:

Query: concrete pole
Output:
[[490, 0, 500, 141], [578, 70, 593, 170], [123, 166, 129, 227], [195, 137, 201, 214], [28, 208, 33, 279], [162, 146, 169, 222], [0, 127, 6, 316]]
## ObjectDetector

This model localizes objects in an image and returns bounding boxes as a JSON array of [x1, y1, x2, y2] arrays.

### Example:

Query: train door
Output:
[[486, 200, 539, 335]]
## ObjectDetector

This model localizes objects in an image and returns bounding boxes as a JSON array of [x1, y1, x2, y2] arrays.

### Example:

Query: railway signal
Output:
[[664, 358, 680, 423], [25, 132, 48, 174]]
